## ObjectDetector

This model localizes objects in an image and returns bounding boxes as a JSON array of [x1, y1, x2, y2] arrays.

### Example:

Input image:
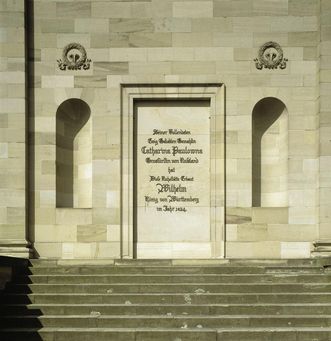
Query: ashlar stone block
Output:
[[173, 2, 213, 18], [289, 0, 319, 16], [252, 0, 288, 16], [77, 225, 107, 242], [214, 0, 253, 17], [75, 19, 109, 34], [56, 2, 91, 18], [91, 2, 132, 19], [252, 208, 288, 224]]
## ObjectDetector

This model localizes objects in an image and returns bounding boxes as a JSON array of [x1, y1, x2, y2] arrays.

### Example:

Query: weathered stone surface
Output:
[[0, 0, 326, 260], [1, 260, 330, 339]]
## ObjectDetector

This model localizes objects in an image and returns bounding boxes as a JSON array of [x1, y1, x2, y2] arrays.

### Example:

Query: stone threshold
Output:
[[28, 258, 331, 267]]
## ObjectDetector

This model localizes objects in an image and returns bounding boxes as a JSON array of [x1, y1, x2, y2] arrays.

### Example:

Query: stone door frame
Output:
[[121, 84, 225, 259]]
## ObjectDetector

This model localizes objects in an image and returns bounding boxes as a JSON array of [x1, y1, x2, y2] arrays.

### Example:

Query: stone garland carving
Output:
[[254, 41, 288, 70], [57, 43, 91, 71]]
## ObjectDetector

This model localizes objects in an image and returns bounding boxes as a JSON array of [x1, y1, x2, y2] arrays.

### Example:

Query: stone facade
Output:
[[0, 0, 328, 259], [0, 0, 28, 257]]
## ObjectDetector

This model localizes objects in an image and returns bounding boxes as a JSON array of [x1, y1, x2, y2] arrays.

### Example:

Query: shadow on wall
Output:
[[252, 97, 288, 207], [56, 99, 92, 208], [0, 256, 43, 340]]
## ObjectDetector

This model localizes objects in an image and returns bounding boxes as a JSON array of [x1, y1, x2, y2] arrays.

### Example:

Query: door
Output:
[[134, 100, 212, 258]]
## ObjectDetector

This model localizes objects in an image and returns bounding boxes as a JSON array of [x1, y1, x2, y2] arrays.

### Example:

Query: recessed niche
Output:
[[56, 98, 92, 208], [252, 97, 288, 207]]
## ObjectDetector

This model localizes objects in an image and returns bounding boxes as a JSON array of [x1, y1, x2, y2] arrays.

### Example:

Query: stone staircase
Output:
[[1, 259, 331, 340], [313, 240, 331, 258]]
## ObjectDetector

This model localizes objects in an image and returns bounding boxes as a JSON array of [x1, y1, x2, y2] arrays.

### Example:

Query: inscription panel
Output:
[[135, 100, 211, 257]]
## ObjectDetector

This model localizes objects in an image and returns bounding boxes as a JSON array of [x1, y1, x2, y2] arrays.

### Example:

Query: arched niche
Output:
[[252, 97, 288, 207], [56, 99, 92, 208]]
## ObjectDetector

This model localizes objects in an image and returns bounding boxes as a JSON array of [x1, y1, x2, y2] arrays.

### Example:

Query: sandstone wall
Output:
[[0, 1, 29, 257], [21, 0, 322, 258], [319, 0, 331, 240]]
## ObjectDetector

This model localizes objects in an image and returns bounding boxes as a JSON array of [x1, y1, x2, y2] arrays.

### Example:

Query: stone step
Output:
[[28, 258, 327, 266], [1, 260, 330, 341], [18, 265, 324, 275], [1, 327, 331, 341], [2, 293, 331, 304], [5, 282, 331, 294], [1, 303, 331, 316], [312, 251, 331, 258], [14, 273, 331, 284], [1, 315, 331, 329]]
